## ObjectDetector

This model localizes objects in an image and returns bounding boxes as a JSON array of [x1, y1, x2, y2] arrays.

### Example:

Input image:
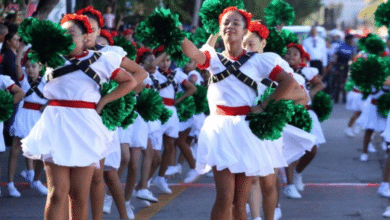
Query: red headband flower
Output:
[[287, 43, 306, 59], [100, 29, 114, 45], [136, 47, 152, 64], [110, 30, 119, 38], [123, 28, 133, 36], [152, 45, 165, 57], [248, 20, 269, 39], [61, 14, 93, 34], [218, 6, 252, 29], [76, 6, 104, 28], [302, 52, 311, 61]]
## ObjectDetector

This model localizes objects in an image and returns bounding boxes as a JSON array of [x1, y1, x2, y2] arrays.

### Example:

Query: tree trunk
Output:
[[192, 0, 201, 28], [32, 0, 60, 19]]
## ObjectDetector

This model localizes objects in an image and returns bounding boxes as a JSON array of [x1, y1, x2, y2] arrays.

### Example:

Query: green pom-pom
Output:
[[377, 93, 390, 118], [193, 85, 209, 114], [135, 7, 186, 66], [310, 91, 333, 122], [18, 17, 35, 43], [160, 107, 173, 125], [136, 89, 165, 122], [113, 36, 137, 61], [170, 50, 191, 67], [19, 18, 75, 69], [264, 0, 295, 27], [199, 0, 246, 35], [350, 55, 389, 93], [0, 89, 14, 122], [261, 87, 276, 102], [344, 78, 354, 92], [281, 29, 299, 45], [246, 99, 295, 140], [289, 104, 313, 132], [120, 91, 138, 129], [39, 66, 46, 77], [264, 27, 287, 56], [375, 1, 390, 27], [175, 91, 196, 122], [360, 34, 386, 55], [193, 27, 209, 46]]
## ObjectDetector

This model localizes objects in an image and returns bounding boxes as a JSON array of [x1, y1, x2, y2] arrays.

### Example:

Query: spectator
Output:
[[1, 31, 20, 85], [103, 5, 115, 30], [4, 13, 16, 27], [0, 24, 9, 50], [303, 26, 328, 76], [333, 34, 356, 103]]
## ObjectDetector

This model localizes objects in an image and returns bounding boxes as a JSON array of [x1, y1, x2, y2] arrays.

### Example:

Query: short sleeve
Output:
[[197, 44, 217, 70], [91, 51, 122, 82], [144, 77, 153, 88], [174, 68, 188, 85], [0, 74, 15, 90], [256, 52, 285, 80], [301, 67, 317, 82], [107, 45, 127, 58]]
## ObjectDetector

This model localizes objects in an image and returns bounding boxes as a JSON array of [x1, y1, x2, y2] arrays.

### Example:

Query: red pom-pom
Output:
[[218, 6, 252, 29], [110, 30, 118, 38], [136, 47, 152, 64], [287, 43, 306, 59], [152, 45, 165, 57], [100, 29, 114, 46], [76, 6, 104, 28], [61, 14, 93, 34], [248, 20, 269, 39]]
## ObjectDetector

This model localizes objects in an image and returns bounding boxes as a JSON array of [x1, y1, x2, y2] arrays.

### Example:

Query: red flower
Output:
[[218, 6, 252, 29], [136, 47, 152, 64], [61, 14, 93, 34], [76, 6, 105, 28], [100, 29, 114, 46], [248, 20, 269, 39], [287, 43, 307, 59]]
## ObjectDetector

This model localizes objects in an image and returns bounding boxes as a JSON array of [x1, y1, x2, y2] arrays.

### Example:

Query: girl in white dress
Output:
[[180, 7, 299, 220], [0, 74, 24, 196], [21, 14, 138, 220]]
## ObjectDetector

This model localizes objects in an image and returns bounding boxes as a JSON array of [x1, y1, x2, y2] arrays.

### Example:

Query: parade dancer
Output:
[[180, 6, 300, 219], [21, 15, 137, 220]]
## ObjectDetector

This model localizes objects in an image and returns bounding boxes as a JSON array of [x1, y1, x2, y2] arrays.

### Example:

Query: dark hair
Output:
[[85, 13, 99, 24], [71, 20, 88, 35], [345, 34, 354, 40], [5, 13, 16, 21], [139, 52, 153, 64], [1, 31, 17, 54]]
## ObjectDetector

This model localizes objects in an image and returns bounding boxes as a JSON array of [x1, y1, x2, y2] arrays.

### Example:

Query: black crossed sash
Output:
[[149, 70, 178, 92], [47, 52, 102, 87], [92, 44, 105, 51], [211, 52, 257, 93], [25, 77, 45, 98]]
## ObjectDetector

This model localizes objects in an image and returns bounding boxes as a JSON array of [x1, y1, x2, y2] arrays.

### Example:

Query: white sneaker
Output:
[[353, 125, 362, 134], [294, 172, 304, 191], [20, 170, 34, 183], [31, 181, 48, 195], [344, 127, 355, 137], [274, 207, 282, 220], [138, 199, 151, 207], [175, 164, 182, 175], [136, 189, 158, 203], [383, 206, 390, 217], [7, 184, 21, 198], [283, 185, 302, 199], [125, 201, 135, 219], [103, 194, 113, 214], [165, 166, 178, 176], [383, 142, 388, 151], [378, 184, 390, 198], [183, 169, 200, 183], [360, 153, 368, 162], [152, 177, 172, 194], [246, 203, 250, 216], [368, 143, 377, 153], [253, 217, 262, 220], [147, 179, 152, 188]]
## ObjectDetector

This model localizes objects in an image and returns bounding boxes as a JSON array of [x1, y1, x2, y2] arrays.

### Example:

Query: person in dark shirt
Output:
[[1, 31, 20, 86], [333, 34, 355, 103]]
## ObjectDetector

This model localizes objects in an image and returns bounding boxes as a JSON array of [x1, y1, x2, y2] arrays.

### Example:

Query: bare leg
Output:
[[117, 144, 131, 179], [68, 166, 95, 220], [104, 170, 129, 220], [296, 146, 318, 173], [44, 162, 70, 220], [232, 173, 253, 220], [248, 178, 262, 219], [285, 161, 299, 185], [348, 111, 361, 127], [136, 140, 154, 190], [176, 128, 195, 169], [383, 146, 390, 182], [362, 129, 374, 154], [33, 160, 45, 181], [149, 150, 162, 180], [124, 147, 142, 201], [259, 171, 278, 220], [90, 159, 105, 220], [8, 137, 22, 183], [158, 134, 175, 177], [211, 167, 235, 220]]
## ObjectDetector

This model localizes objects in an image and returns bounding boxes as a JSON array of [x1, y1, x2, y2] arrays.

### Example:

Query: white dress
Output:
[[0, 75, 16, 152], [196, 45, 288, 177], [357, 88, 388, 132], [10, 72, 47, 138], [346, 86, 363, 111], [188, 70, 206, 138], [22, 50, 122, 167]]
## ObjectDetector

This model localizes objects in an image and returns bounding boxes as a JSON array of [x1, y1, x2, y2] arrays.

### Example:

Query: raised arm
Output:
[[15, 44, 26, 81], [181, 38, 207, 66], [120, 57, 148, 86], [175, 80, 197, 105], [9, 84, 25, 104], [206, 34, 219, 48]]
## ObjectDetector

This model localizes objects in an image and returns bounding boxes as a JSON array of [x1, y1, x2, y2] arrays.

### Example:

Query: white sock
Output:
[[8, 182, 14, 188], [32, 180, 39, 184], [27, 169, 35, 177], [382, 182, 390, 188], [125, 200, 131, 206]]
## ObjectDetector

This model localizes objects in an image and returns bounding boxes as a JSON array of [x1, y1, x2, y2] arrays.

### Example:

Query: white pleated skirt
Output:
[[282, 125, 316, 165], [381, 113, 390, 142], [161, 106, 179, 139], [10, 106, 43, 139], [179, 117, 194, 132], [346, 91, 363, 112], [196, 115, 288, 177], [22, 106, 116, 167], [189, 113, 206, 138], [309, 110, 326, 145], [148, 120, 162, 151], [118, 114, 148, 150], [0, 122, 5, 152], [356, 101, 387, 132], [104, 130, 121, 170]]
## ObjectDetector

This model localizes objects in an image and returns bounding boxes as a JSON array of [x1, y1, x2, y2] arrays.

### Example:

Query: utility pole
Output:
[[192, 0, 201, 28]]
